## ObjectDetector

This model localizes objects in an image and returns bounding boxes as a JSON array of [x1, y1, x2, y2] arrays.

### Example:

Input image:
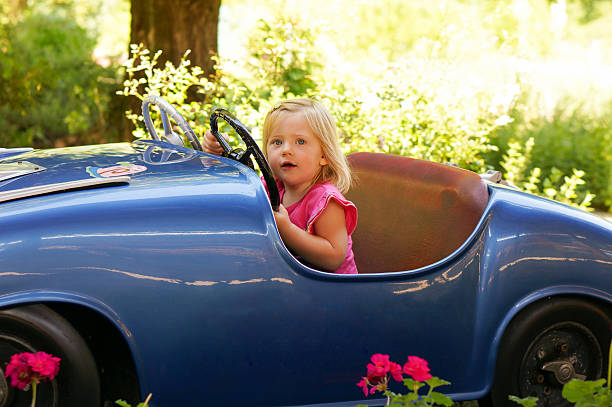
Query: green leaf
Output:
[[508, 395, 539, 407], [403, 378, 425, 391], [396, 392, 419, 403], [544, 187, 557, 197], [562, 378, 607, 402], [430, 391, 454, 406], [115, 400, 132, 407], [426, 376, 451, 389]]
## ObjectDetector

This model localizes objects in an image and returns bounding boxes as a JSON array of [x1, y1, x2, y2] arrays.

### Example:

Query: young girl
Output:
[[202, 99, 358, 274]]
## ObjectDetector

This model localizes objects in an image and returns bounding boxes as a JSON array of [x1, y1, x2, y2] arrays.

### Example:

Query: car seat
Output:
[[345, 152, 489, 273]]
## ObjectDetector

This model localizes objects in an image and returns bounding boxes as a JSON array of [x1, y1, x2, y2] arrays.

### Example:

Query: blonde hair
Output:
[[262, 98, 352, 193]]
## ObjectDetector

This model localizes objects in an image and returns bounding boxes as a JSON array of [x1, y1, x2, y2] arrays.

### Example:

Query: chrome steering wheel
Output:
[[142, 95, 203, 151]]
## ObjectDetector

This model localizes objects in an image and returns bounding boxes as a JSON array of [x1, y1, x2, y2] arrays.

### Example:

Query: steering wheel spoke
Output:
[[210, 109, 280, 211], [237, 149, 255, 169], [160, 110, 172, 137], [142, 95, 203, 151]]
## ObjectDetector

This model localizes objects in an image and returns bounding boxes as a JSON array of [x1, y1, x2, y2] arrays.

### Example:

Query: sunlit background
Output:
[[1, 0, 611, 215]]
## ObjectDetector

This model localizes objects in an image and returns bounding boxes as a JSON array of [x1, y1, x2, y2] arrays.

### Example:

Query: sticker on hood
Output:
[[87, 164, 147, 178]]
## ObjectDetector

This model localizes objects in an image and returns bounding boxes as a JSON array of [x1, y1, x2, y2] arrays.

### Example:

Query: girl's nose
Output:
[[280, 143, 292, 154]]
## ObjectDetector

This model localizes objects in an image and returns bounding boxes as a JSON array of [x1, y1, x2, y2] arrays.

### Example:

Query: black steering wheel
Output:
[[142, 95, 203, 151], [210, 109, 280, 211]]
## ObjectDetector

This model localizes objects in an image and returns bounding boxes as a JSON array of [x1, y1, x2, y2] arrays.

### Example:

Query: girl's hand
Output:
[[273, 204, 292, 231], [202, 130, 226, 155]]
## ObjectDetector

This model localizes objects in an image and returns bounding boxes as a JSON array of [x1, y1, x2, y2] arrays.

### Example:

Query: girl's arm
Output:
[[274, 200, 348, 271], [204, 130, 348, 270]]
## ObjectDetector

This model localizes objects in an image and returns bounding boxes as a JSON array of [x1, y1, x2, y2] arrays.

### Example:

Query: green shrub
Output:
[[118, 10, 601, 211], [119, 39, 503, 173], [491, 95, 611, 210], [246, 17, 322, 98], [500, 137, 595, 211], [117, 44, 270, 149], [316, 61, 502, 172], [0, 9, 120, 148]]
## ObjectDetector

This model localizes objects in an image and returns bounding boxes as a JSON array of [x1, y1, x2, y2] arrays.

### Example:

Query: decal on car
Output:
[[87, 163, 147, 178]]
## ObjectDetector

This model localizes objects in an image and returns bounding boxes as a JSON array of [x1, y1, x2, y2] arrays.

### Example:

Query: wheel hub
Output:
[[519, 322, 602, 406], [542, 360, 586, 384]]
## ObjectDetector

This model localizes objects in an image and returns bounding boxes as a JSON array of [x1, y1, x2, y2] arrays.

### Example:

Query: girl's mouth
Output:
[[281, 162, 297, 168]]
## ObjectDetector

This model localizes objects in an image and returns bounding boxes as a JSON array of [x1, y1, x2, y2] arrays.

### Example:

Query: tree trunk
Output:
[[130, 0, 221, 75], [117, 0, 221, 138]]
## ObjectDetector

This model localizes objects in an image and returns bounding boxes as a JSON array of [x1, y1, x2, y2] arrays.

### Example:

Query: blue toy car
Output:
[[0, 96, 610, 407]]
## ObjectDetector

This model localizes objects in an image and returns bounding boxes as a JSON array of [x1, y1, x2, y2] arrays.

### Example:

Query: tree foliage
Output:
[[117, 10, 598, 210], [0, 4, 121, 147], [1, 0, 611, 211]]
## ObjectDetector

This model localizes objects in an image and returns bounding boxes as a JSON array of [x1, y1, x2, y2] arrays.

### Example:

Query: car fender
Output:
[[473, 187, 612, 396], [0, 289, 146, 387]]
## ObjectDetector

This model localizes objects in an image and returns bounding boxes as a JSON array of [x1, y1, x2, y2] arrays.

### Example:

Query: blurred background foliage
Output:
[[0, 0, 127, 146], [1, 0, 611, 212]]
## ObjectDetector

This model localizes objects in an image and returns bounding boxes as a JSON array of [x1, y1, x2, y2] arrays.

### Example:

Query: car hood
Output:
[[0, 140, 250, 204]]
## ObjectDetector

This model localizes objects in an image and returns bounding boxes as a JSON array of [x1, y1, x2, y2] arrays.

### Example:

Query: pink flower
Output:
[[403, 356, 432, 382], [389, 362, 403, 382], [4, 354, 32, 390], [356, 377, 369, 397], [366, 354, 391, 380], [28, 352, 60, 380], [4, 351, 61, 390]]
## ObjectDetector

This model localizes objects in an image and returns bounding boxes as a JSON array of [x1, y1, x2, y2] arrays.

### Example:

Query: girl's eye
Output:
[[271, 139, 282, 146], [296, 139, 305, 145]]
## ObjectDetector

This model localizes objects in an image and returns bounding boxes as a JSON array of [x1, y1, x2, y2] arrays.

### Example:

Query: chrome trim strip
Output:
[[0, 176, 131, 203], [0, 161, 46, 182]]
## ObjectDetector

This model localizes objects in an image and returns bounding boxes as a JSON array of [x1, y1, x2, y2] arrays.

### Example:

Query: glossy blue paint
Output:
[[0, 148, 32, 160], [0, 140, 610, 407]]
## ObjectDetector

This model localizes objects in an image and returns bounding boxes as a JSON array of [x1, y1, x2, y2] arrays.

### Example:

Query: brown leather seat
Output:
[[345, 152, 489, 273]]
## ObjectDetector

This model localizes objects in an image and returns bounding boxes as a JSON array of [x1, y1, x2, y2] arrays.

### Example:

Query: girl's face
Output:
[[266, 112, 327, 193]]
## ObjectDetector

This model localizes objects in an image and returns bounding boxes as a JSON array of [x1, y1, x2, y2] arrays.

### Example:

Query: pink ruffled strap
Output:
[[305, 186, 357, 235]]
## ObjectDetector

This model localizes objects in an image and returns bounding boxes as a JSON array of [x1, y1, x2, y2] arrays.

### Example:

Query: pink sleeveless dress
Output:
[[268, 179, 358, 274]]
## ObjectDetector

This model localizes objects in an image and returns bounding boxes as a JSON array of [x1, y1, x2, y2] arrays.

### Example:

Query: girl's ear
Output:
[[319, 155, 328, 166]]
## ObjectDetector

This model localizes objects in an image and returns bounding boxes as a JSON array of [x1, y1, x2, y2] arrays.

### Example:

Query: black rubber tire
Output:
[[490, 297, 611, 407], [0, 304, 100, 407]]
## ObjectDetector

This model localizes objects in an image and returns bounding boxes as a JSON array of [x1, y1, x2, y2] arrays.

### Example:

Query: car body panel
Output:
[[0, 140, 610, 406]]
